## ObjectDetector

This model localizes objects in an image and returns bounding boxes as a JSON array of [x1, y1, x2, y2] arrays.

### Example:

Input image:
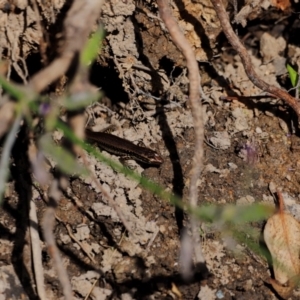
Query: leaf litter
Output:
[[264, 191, 300, 299]]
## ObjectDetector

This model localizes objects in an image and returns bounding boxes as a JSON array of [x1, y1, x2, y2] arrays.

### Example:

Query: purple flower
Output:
[[38, 103, 51, 116], [238, 140, 259, 165]]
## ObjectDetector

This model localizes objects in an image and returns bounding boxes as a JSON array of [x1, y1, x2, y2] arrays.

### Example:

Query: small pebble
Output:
[[216, 290, 224, 299], [255, 127, 262, 134], [269, 181, 277, 194], [159, 225, 166, 233], [228, 162, 238, 169], [236, 195, 255, 205]]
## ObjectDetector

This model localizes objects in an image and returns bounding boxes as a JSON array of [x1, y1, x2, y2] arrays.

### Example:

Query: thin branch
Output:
[[157, 0, 205, 266], [34, 1, 104, 298], [295, 72, 300, 99], [29, 198, 47, 300], [211, 0, 300, 122], [42, 180, 73, 300], [65, 224, 96, 263]]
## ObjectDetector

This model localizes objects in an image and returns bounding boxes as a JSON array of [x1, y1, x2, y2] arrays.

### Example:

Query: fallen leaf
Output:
[[270, 0, 291, 10], [263, 191, 300, 299]]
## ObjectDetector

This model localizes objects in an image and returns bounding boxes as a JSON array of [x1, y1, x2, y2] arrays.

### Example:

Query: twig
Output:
[[295, 72, 300, 99], [146, 225, 159, 250], [83, 277, 99, 300], [277, 190, 285, 213], [29, 198, 47, 300], [0, 1, 106, 298], [129, 73, 162, 102], [116, 57, 152, 72], [0, 111, 21, 205], [32, 0, 48, 65], [219, 94, 277, 101], [12, 57, 28, 84], [37, 1, 104, 298], [211, 0, 300, 123], [157, 0, 206, 266], [65, 224, 96, 263], [42, 180, 73, 300], [204, 135, 224, 150], [0, 101, 15, 141], [179, 228, 194, 280]]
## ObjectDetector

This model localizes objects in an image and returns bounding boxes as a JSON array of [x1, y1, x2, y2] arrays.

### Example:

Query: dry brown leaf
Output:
[[270, 0, 291, 10], [264, 191, 300, 299]]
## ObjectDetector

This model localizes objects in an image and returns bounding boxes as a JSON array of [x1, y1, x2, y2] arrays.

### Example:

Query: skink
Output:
[[85, 128, 163, 166]]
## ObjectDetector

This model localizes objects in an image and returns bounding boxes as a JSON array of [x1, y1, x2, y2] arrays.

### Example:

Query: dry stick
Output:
[[3, 0, 104, 297], [219, 94, 277, 101], [157, 0, 206, 268], [65, 224, 96, 263], [0, 101, 16, 139], [33, 1, 104, 298], [29, 199, 47, 300], [43, 180, 73, 300], [84, 277, 99, 300], [210, 0, 300, 122], [32, 0, 48, 65]]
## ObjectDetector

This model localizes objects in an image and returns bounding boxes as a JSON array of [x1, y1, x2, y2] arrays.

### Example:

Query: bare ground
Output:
[[1, 0, 300, 299]]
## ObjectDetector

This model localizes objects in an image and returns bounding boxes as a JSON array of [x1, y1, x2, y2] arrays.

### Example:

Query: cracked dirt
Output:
[[1, 0, 300, 299]]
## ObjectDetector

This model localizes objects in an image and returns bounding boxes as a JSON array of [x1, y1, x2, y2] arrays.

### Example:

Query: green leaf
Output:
[[194, 203, 274, 224], [287, 64, 299, 87], [0, 72, 36, 101], [44, 106, 60, 132], [81, 27, 105, 66], [0, 73, 24, 100], [39, 134, 89, 177], [232, 204, 273, 223]]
